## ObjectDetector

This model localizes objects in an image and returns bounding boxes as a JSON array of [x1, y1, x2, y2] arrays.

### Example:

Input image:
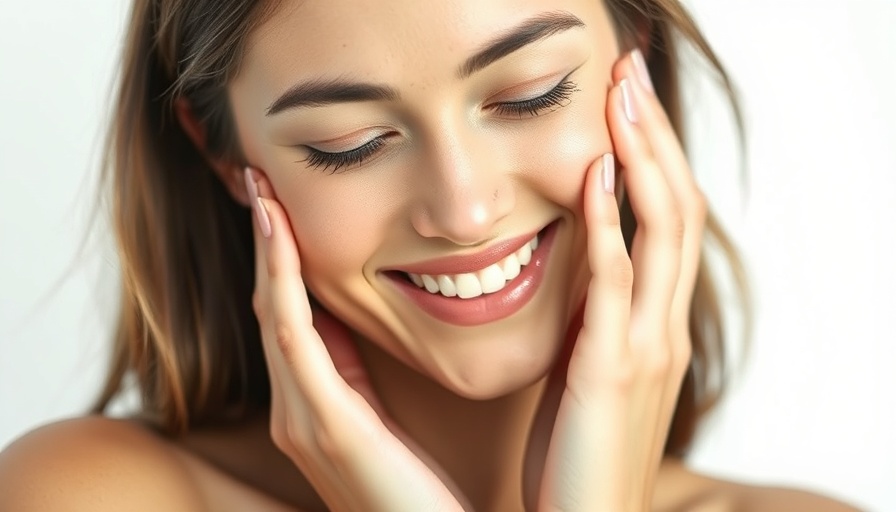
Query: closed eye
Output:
[[492, 77, 579, 117], [300, 136, 388, 174], [300, 76, 579, 174]]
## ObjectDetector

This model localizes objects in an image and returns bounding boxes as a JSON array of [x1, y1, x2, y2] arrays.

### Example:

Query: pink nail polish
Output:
[[620, 79, 637, 123], [256, 198, 272, 238], [601, 154, 615, 194], [244, 167, 259, 203], [631, 49, 654, 93], [245, 167, 271, 238]]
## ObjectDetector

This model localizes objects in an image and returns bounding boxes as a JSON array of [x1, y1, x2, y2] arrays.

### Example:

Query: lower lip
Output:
[[385, 221, 559, 327]]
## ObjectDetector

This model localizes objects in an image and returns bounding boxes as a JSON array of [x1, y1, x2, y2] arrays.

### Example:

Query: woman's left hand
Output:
[[524, 49, 705, 511]]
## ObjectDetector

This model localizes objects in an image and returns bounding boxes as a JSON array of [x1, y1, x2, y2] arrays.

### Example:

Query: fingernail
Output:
[[244, 166, 259, 203], [601, 153, 615, 194], [245, 167, 272, 238], [620, 79, 637, 123], [631, 49, 654, 93], [256, 197, 272, 238]]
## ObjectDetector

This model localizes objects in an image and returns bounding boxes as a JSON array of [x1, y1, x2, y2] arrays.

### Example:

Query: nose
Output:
[[410, 126, 515, 246]]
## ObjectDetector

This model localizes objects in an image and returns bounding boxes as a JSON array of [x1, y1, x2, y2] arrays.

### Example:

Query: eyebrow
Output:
[[265, 10, 585, 116], [266, 80, 398, 116], [458, 11, 585, 79]]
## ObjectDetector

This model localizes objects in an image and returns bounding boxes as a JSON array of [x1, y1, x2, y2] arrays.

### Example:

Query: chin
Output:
[[441, 356, 554, 401], [414, 301, 573, 401]]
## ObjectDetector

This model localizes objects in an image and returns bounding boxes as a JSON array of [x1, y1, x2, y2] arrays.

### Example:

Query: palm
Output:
[[310, 308, 472, 510]]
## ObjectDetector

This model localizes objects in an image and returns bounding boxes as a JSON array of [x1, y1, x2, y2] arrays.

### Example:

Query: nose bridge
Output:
[[411, 114, 514, 245]]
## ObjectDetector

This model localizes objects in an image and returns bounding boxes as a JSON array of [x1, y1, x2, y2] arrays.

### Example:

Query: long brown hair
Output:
[[93, 0, 750, 457]]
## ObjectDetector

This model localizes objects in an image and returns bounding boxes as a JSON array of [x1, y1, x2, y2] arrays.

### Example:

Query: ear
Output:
[[175, 98, 252, 207]]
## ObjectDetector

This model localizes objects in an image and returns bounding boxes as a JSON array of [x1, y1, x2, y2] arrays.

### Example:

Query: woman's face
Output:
[[229, 0, 621, 399]]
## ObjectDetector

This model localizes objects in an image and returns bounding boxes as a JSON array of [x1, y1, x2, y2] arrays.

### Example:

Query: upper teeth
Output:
[[407, 235, 539, 299]]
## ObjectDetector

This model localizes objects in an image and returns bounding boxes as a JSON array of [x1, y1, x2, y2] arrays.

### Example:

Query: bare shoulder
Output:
[[658, 460, 864, 512], [0, 416, 206, 511]]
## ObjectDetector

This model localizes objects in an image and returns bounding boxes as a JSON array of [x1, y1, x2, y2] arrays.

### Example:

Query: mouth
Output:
[[383, 220, 560, 326]]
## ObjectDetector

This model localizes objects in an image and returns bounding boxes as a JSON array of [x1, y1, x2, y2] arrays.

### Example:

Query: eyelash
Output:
[[303, 136, 387, 173], [493, 79, 579, 118], [302, 79, 579, 173]]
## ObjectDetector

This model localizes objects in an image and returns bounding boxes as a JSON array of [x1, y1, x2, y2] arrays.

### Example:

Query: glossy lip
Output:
[[384, 220, 560, 326], [384, 227, 542, 276]]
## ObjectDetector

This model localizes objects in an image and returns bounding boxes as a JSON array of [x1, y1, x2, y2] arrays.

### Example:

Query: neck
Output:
[[357, 339, 545, 511]]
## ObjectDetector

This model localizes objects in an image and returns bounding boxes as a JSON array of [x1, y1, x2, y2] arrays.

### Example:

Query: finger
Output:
[[614, 53, 696, 485], [245, 172, 466, 511], [246, 167, 306, 411], [613, 52, 707, 328], [246, 168, 322, 474], [608, 75, 682, 492], [246, 168, 382, 413], [245, 168, 347, 416], [246, 168, 288, 422], [252, 185, 378, 498], [607, 78, 682, 339], [578, 153, 631, 366], [612, 52, 692, 197], [246, 167, 269, 306], [246, 169, 319, 437], [614, 52, 696, 388], [258, 195, 346, 402], [246, 168, 361, 406]]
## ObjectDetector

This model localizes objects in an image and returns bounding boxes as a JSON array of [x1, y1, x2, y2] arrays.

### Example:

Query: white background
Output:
[[1, 1, 894, 510]]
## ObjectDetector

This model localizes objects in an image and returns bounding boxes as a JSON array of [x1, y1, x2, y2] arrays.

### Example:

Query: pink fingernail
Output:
[[631, 49, 654, 93], [245, 167, 272, 238], [244, 167, 259, 203], [256, 198, 272, 238], [601, 154, 616, 194], [620, 79, 637, 123]]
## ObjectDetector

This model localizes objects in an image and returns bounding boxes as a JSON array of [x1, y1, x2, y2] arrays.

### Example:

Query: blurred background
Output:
[[1, 1, 893, 510]]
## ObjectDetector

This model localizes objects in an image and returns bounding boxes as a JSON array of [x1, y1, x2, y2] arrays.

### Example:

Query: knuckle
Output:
[[602, 360, 636, 393], [628, 324, 672, 378], [668, 211, 686, 247], [274, 321, 297, 359], [631, 327, 673, 380], [645, 345, 672, 379], [569, 352, 634, 399], [605, 255, 634, 291]]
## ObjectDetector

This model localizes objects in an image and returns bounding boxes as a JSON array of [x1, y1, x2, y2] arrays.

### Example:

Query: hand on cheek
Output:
[[532, 49, 703, 511], [609, 48, 707, 329], [245, 168, 470, 511]]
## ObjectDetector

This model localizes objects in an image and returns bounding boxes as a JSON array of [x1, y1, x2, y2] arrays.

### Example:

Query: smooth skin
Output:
[[244, 51, 692, 512], [0, 1, 862, 511], [0, 51, 858, 512]]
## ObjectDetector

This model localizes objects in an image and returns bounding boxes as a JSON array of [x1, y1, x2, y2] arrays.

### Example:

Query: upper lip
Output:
[[385, 222, 550, 276]]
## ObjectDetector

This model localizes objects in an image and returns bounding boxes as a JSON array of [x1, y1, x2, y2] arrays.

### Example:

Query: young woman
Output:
[[0, 0, 862, 510]]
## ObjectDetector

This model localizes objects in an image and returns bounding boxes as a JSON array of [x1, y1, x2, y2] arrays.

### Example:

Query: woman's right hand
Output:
[[245, 169, 470, 512]]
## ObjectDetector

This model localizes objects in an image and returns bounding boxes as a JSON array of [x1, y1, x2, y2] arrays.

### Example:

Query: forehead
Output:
[[240, 0, 609, 85]]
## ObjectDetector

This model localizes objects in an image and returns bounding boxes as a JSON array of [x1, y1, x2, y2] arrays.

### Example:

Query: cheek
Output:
[[519, 89, 611, 210], [273, 175, 389, 286]]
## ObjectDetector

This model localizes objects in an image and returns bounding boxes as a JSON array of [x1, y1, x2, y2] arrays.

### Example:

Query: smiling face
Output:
[[229, 0, 622, 399]]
